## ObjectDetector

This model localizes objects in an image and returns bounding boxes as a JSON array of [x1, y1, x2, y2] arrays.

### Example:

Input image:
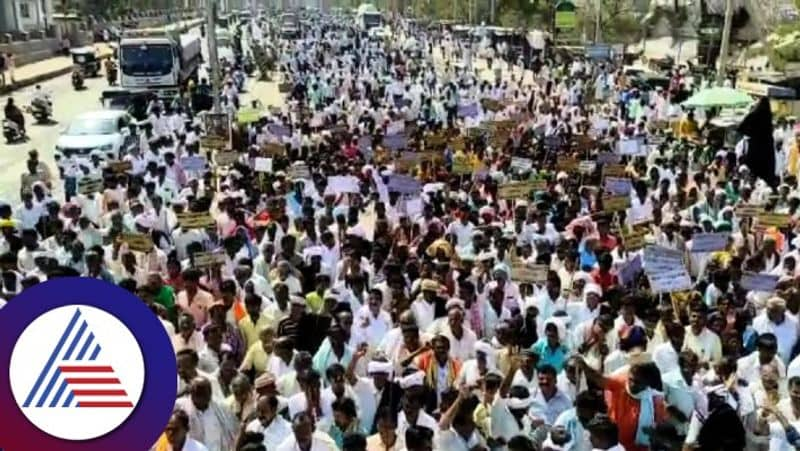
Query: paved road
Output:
[[0, 72, 114, 204]]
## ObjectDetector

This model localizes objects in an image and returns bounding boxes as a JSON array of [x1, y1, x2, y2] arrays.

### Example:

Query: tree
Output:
[[578, 0, 642, 44]]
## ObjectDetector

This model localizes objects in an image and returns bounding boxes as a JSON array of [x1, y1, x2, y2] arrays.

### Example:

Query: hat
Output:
[[445, 298, 465, 311], [289, 295, 306, 306], [421, 279, 439, 291], [397, 370, 425, 389]]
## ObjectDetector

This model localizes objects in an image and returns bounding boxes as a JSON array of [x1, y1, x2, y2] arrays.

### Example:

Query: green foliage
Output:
[[576, 0, 642, 44]]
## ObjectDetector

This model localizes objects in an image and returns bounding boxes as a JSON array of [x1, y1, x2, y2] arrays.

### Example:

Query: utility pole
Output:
[[717, 0, 734, 84], [490, 0, 495, 24], [594, 0, 601, 43], [207, 0, 222, 113]]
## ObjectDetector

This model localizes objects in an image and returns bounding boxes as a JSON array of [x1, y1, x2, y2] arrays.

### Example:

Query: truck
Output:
[[119, 33, 202, 99], [355, 4, 382, 32]]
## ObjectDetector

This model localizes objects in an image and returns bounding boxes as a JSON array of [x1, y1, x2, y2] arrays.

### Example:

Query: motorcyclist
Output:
[[105, 59, 117, 84], [31, 85, 50, 109], [4, 98, 25, 135]]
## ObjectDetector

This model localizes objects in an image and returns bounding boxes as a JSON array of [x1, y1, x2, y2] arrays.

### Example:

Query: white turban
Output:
[[397, 371, 425, 389], [367, 361, 394, 376]]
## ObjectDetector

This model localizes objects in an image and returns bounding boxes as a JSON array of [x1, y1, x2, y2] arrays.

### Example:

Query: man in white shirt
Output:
[[737, 333, 786, 383], [753, 297, 799, 364], [275, 411, 339, 451], [245, 395, 292, 450]]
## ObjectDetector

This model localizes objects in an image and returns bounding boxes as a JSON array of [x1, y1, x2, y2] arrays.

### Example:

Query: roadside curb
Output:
[[0, 52, 112, 96]]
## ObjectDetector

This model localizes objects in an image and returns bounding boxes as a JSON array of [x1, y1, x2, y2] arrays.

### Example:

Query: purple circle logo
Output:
[[0, 278, 176, 450]]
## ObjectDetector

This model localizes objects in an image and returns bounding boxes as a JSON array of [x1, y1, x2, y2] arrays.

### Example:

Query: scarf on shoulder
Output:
[[627, 383, 656, 447], [424, 355, 458, 390]]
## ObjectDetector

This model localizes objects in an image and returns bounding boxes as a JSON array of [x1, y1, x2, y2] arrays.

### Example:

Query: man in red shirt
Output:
[[591, 252, 619, 292]]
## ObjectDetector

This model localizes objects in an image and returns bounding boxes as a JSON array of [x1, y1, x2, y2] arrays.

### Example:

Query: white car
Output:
[[55, 110, 135, 162]]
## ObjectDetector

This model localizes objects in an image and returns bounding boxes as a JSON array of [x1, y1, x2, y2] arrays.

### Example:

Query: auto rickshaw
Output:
[[70, 47, 100, 77]]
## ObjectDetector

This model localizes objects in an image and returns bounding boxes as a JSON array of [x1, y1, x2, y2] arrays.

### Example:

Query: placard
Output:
[[544, 135, 564, 150], [735, 204, 763, 218], [739, 272, 779, 292], [289, 162, 311, 180], [120, 233, 153, 253], [531, 179, 548, 191], [604, 177, 632, 195], [757, 213, 791, 229], [267, 123, 291, 138], [691, 233, 729, 253], [262, 142, 285, 157], [603, 195, 631, 212], [78, 177, 103, 195], [180, 155, 207, 172], [177, 212, 216, 229], [622, 228, 648, 251], [597, 152, 621, 165], [578, 160, 597, 174], [382, 133, 407, 150], [481, 98, 504, 112], [214, 151, 239, 167], [427, 133, 447, 147], [193, 251, 227, 268], [387, 174, 422, 194], [510, 157, 533, 172], [200, 135, 228, 150], [107, 160, 133, 173], [643, 245, 684, 272], [358, 135, 373, 152], [511, 261, 548, 283], [617, 138, 646, 156], [327, 176, 361, 193], [603, 164, 627, 178], [648, 268, 692, 293], [458, 103, 480, 118], [450, 136, 466, 151], [498, 181, 534, 199], [254, 157, 273, 173], [556, 158, 579, 172]]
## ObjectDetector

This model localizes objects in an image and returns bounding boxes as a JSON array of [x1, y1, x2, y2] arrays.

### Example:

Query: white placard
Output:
[[254, 157, 273, 173]]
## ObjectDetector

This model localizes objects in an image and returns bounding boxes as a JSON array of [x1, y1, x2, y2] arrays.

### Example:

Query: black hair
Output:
[[538, 364, 557, 378], [331, 397, 358, 418]]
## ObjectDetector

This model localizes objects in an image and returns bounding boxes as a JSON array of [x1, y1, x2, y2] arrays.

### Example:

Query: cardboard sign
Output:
[[327, 176, 361, 193], [262, 143, 285, 157], [617, 138, 646, 156], [757, 213, 791, 229], [200, 135, 228, 150], [643, 245, 684, 272], [267, 123, 291, 138], [180, 155, 207, 172], [604, 177, 632, 196], [578, 160, 597, 174], [382, 134, 407, 150], [121, 233, 153, 253], [739, 272, 779, 292], [78, 177, 103, 195], [214, 151, 239, 167], [602, 195, 631, 212], [387, 174, 422, 194], [512, 261, 548, 283], [622, 228, 648, 251], [481, 98, 504, 112], [556, 158, 579, 172], [597, 152, 621, 165], [691, 233, 729, 253], [452, 155, 472, 175], [107, 160, 133, 173], [289, 162, 311, 179], [498, 181, 534, 199], [254, 157, 273, 173], [177, 212, 216, 229], [648, 268, 692, 293], [603, 164, 627, 178], [510, 157, 534, 172], [544, 135, 564, 150], [427, 133, 448, 147], [192, 251, 227, 268], [735, 204, 764, 218]]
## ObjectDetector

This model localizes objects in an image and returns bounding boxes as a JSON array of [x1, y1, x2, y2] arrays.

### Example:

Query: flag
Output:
[[738, 97, 776, 187]]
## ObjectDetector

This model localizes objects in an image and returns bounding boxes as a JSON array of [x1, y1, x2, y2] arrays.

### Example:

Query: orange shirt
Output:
[[604, 374, 666, 451]]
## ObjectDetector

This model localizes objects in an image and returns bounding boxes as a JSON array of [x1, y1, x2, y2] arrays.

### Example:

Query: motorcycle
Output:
[[31, 98, 52, 124], [72, 70, 85, 90], [3, 119, 25, 143]]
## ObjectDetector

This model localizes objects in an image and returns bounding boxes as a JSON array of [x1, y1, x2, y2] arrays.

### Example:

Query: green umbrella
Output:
[[682, 87, 753, 109]]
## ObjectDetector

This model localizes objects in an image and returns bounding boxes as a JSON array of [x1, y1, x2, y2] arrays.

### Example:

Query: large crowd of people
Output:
[[4, 10, 800, 451]]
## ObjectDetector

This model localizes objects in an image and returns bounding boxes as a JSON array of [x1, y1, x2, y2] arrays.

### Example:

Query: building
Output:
[[0, 0, 55, 33]]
